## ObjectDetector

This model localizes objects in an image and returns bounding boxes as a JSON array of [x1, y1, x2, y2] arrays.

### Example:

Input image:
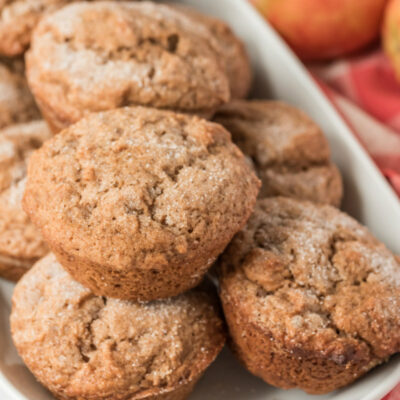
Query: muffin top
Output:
[[26, 1, 230, 129], [0, 120, 50, 261], [214, 100, 342, 205], [219, 197, 400, 364], [0, 60, 40, 128], [0, 0, 62, 56], [11, 253, 226, 399], [0, 0, 133, 56], [172, 5, 252, 99], [23, 106, 259, 273]]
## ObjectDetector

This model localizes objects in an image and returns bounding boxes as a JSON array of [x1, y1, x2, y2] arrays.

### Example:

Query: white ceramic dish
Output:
[[1, 0, 400, 399]]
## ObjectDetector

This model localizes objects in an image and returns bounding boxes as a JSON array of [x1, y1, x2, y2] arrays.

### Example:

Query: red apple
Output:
[[383, 0, 400, 81], [251, 0, 388, 61]]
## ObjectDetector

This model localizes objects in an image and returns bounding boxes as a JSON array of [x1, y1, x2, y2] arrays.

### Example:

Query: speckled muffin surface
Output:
[[0, 120, 50, 281], [172, 5, 252, 99], [0, 0, 133, 57], [11, 253, 226, 400], [0, 0, 64, 57], [219, 197, 400, 394], [0, 60, 40, 129], [26, 1, 231, 132], [23, 106, 260, 300], [214, 100, 343, 206]]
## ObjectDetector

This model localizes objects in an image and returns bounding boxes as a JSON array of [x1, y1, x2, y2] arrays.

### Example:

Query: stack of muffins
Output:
[[0, 1, 399, 399]]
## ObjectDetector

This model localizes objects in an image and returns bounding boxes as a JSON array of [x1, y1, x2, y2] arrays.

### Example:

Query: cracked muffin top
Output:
[[0, 0, 130, 56], [26, 1, 231, 131], [11, 253, 226, 400], [0, 59, 40, 129], [219, 197, 400, 364], [23, 106, 260, 277], [0, 120, 50, 279], [214, 100, 343, 206]]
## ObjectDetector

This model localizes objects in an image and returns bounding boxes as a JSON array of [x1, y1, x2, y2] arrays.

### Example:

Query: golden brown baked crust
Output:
[[11, 253, 226, 400], [219, 197, 400, 394], [0, 0, 131, 57], [0, 0, 58, 56], [0, 255, 35, 281], [214, 100, 343, 206], [0, 120, 51, 281], [0, 59, 40, 129], [23, 106, 260, 300], [171, 4, 252, 99], [26, 1, 231, 132]]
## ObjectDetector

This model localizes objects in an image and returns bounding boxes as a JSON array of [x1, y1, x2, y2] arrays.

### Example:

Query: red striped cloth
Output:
[[383, 383, 400, 400], [310, 50, 400, 198]]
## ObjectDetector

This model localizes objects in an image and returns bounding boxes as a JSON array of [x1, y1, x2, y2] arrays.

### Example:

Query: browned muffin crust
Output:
[[0, 0, 132, 57], [0, 0, 60, 57], [11, 253, 226, 400], [0, 59, 40, 129], [219, 197, 400, 394], [171, 4, 252, 99], [23, 106, 260, 300], [0, 120, 51, 281], [26, 1, 231, 132], [214, 100, 343, 206]]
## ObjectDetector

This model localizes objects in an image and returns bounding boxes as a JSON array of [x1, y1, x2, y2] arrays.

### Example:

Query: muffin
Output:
[[219, 197, 400, 394], [0, 120, 51, 281], [172, 5, 252, 99], [23, 106, 260, 301], [0, 0, 61, 57], [0, 0, 132, 57], [0, 59, 40, 129], [214, 100, 343, 206], [11, 253, 226, 400], [26, 1, 231, 132]]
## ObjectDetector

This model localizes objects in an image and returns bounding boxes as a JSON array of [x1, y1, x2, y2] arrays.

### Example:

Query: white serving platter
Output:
[[1, 0, 400, 399]]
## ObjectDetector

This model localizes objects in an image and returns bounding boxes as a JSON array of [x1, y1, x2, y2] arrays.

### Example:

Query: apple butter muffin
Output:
[[23, 107, 260, 300], [0, 0, 132, 57], [26, 1, 231, 132], [0, 120, 50, 281], [219, 197, 400, 394], [214, 100, 343, 206], [11, 253, 226, 400]]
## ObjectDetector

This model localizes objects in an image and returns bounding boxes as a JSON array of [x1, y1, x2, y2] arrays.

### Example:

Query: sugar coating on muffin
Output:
[[219, 197, 400, 394], [0, 0, 62, 56], [23, 106, 260, 300], [0, 120, 51, 281], [26, 1, 231, 132], [0, 0, 133, 57], [171, 4, 252, 99], [11, 253, 226, 400], [0, 60, 40, 129], [214, 100, 343, 206]]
